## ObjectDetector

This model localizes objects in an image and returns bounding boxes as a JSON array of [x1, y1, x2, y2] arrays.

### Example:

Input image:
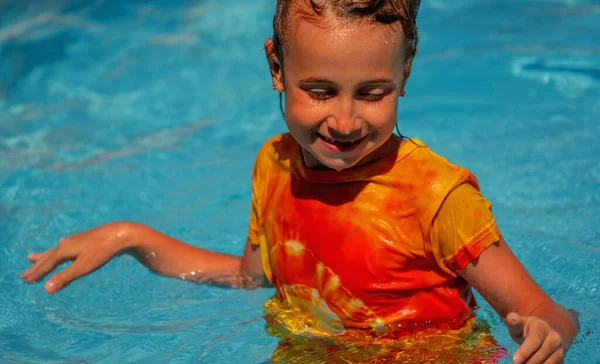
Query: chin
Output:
[[318, 156, 361, 171]]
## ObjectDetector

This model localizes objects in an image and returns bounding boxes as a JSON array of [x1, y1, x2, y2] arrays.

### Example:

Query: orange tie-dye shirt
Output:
[[248, 133, 501, 336]]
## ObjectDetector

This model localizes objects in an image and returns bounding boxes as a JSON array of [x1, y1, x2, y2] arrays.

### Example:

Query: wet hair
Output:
[[272, 0, 421, 65]]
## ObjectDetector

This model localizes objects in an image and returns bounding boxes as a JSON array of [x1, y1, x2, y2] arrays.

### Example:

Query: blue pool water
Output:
[[1, 0, 598, 362]]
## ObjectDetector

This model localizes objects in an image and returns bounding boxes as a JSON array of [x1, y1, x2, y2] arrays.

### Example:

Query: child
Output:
[[21, 0, 579, 363]]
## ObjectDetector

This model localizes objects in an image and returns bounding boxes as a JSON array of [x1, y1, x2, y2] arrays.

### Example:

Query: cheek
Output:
[[285, 91, 327, 126], [362, 102, 398, 131]]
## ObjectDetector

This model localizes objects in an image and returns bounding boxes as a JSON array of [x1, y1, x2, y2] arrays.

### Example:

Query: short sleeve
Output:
[[430, 183, 502, 276], [247, 153, 266, 246], [246, 139, 278, 284]]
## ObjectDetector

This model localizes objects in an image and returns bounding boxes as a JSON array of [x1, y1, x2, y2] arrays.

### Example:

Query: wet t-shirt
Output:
[[247, 133, 501, 336]]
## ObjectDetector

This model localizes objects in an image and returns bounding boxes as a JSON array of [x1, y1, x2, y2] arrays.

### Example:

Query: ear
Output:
[[265, 39, 285, 92], [399, 47, 416, 97]]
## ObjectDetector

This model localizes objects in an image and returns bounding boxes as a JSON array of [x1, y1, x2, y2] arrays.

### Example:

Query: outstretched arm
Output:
[[20, 221, 268, 293], [458, 237, 579, 364]]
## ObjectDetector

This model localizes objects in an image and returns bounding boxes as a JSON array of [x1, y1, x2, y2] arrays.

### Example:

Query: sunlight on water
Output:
[[1, 0, 598, 362]]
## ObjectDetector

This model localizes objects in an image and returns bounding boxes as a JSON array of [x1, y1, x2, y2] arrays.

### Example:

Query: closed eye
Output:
[[357, 87, 391, 102], [307, 89, 336, 101]]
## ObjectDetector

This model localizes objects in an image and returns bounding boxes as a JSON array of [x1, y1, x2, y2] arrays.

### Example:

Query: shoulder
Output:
[[253, 133, 299, 177], [396, 139, 482, 225], [401, 138, 475, 188], [407, 139, 463, 171], [256, 133, 297, 159]]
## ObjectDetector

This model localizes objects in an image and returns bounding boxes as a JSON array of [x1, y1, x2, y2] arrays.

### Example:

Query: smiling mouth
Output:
[[317, 133, 368, 152]]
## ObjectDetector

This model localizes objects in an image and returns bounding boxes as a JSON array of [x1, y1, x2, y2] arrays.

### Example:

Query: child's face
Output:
[[267, 14, 412, 170]]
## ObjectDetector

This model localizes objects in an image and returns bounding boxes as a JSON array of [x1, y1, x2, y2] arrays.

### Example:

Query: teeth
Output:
[[322, 135, 358, 144]]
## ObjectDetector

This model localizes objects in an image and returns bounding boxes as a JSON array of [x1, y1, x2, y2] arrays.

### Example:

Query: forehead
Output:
[[284, 12, 406, 76]]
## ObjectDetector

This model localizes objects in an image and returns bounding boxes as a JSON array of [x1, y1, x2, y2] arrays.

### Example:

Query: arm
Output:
[[20, 221, 268, 293], [458, 237, 579, 364]]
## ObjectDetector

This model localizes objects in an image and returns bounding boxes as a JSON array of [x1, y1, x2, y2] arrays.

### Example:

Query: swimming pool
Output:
[[1, 0, 598, 362]]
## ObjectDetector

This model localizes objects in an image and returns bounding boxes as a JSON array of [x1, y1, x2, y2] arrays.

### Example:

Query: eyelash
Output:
[[309, 90, 330, 101], [360, 92, 385, 102], [307, 90, 386, 104]]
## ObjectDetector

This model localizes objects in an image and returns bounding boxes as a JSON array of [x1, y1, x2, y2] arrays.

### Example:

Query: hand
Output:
[[505, 312, 565, 364], [20, 223, 130, 293]]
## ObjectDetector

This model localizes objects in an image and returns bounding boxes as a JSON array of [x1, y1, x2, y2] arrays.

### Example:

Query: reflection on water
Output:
[[512, 56, 600, 98], [264, 296, 507, 363], [1, 0, 599, 363]]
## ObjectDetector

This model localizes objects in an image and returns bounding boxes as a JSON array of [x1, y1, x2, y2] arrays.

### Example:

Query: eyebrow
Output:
[[298, 78, 396, 85], [298, 78, 333, 83]]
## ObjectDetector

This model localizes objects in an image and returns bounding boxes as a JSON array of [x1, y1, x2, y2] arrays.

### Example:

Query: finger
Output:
[[27, 239, 83, 280], [22, 251, 70, 283], [20, 251, 56, 280], [27, 251, 49, 262], [26, 237, 68, 261], [20, 251, 52, 278], [505, 312, 526, 342], [44, 257, 94, 294], [512, 323, 546, 364], [535, 348, 564, 364], [44, 248, 114, 294], [22, 237, 70, 274], [521, 332, 563, 364]]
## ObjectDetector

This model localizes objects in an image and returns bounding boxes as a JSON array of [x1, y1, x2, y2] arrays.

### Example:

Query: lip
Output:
[[317, 133, 368, 153]]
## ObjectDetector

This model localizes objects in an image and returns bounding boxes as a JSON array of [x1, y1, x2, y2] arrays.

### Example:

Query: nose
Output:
[[326, 96, 362, 135]]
